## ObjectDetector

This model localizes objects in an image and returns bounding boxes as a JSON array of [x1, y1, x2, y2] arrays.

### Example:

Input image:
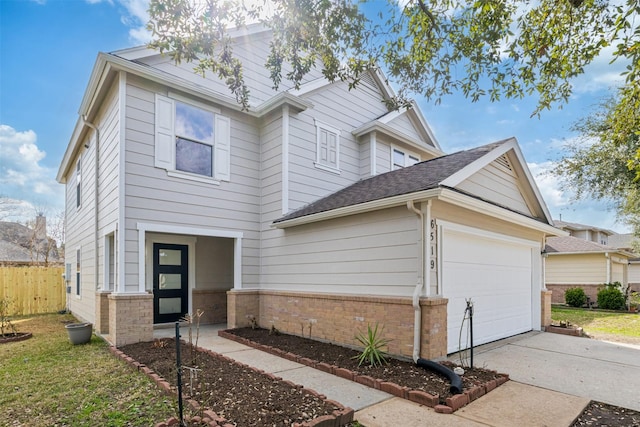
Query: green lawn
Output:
[[0, 313, 180, 427], [551, 306, 640, 342]]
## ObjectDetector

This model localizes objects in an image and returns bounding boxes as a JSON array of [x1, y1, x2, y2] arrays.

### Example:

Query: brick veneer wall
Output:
[[95, 291, 111, 334], [108, 293, 154, 346], [192, 289, 227, 324], [541, 290, 552, 328], [227, 289, 449, 359], [547, 284, 603, 304]]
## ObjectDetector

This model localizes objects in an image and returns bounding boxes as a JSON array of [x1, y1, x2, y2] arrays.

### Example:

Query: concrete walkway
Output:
[[463, 331, 640, 412], [154, 326, 626, 426]]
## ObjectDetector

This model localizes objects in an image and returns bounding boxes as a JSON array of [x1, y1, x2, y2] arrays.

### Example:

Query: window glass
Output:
[[159, 249, 182, 265], [159, 297, 182, 314], [175, 102, 214, 144], [408, 155, 420, 166], [159, 274, 182, 289], [393, 149, 405, 170], [176, 138, 213, 176]]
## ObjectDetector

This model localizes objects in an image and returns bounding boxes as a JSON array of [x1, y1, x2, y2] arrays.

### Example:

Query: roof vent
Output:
[[360, 72, 377, 89], [496, 154, 513, 172]]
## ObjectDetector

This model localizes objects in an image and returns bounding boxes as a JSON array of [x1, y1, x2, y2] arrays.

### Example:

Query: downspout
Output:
[[605, 252, 611, 283], [407, 200, 424, 363], [82, 116, 100, 292]]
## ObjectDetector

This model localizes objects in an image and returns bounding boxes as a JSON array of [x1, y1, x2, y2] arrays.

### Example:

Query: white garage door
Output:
[[442, 225, 535, 354]]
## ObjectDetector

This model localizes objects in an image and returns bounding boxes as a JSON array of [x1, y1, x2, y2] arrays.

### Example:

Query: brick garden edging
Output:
[[219, 330, 509, 414], [109, 344, 354, 427]]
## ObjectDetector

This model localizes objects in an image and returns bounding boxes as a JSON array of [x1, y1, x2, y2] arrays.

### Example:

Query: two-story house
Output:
[[57, 25, 562, 359]]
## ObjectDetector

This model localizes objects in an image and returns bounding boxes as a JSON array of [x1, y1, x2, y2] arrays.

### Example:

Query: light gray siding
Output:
[[137, 31, 325, 107], [387, 113, 425, 143], [287, 79, 389, 211], [456, 161, 531, 215], [261, 206, 419, 295], [121, 75, 262, 292]]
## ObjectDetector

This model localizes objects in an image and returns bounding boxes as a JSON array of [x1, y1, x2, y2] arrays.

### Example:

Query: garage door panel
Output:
[[443, 228, 533, 354]]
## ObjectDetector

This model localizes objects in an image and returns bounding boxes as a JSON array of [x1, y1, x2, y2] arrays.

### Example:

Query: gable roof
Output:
[[545, 236, 633, 257], [274, 138, 558, 234]]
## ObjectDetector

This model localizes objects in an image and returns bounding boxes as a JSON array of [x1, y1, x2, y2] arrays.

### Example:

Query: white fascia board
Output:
[[352, 122, 444, 158], [370, 67, 396, 100], [57, 117, 85, 183], [273, 189, 441, 228], [254, 92, 312, 115], [287, 77, 331, 97], [376, 108, 405, 124], [409, 100, 442, 151], [440, 138, 517, 188], [440, 138, 554, 225], [111, 45, 159, 60], [438, 188, 567, 236], [137, 222, 244, 239], [508, 142, 554, 223]]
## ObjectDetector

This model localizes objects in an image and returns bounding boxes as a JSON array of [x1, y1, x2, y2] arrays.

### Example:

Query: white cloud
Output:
[[119, 0, 152, 44], [528, 160, 630, 233], [0, 124, 62, 213]]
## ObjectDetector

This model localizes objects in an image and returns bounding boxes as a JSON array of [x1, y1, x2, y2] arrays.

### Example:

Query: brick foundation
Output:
[[192, 289, 227, 324], [541, 290, 552, 328], [95, 291, 111, 334], [108, 293, 154, 346], [227, 289, 449, 359], [547, 284, 602, 305]]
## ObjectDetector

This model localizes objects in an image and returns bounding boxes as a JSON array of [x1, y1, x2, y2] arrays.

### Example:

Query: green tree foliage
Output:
[[553, 95, 640, 244], [147, 0, 639, 116]]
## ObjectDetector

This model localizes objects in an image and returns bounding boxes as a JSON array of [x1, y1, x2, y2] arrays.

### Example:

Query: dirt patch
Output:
[[223, 327, 506, 404], [572, 401, 640, 427], [120, 339, 351, 426]]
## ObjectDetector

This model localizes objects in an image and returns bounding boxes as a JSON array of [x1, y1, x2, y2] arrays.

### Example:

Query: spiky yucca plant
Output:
[[353, 323, 390, 367]]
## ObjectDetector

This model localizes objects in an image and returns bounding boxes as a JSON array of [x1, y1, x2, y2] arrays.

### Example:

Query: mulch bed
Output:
[[119, 339, 353, 427], [220, 327, 508, 412], [0, 332, 33, 344], [572, 401, 640, 427]]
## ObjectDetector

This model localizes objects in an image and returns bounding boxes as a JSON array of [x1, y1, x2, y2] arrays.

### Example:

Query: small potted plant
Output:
[[628, 291, 640, 313], [65, 322, 93, 344]]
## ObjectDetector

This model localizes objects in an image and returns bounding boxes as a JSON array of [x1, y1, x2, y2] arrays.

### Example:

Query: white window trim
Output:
[[76, 156, 82, 209], [155, 94, 230, 183], [391, 145, 420, 170], [314, 119, 341, 175], [75, 247, 81, 299]]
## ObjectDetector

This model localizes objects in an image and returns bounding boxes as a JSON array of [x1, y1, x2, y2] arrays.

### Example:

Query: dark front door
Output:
[[153, 243, 188, 324]]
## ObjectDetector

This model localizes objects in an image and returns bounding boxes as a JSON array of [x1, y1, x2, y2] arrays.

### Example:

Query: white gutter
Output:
[[606, 252, 611, 283], [407, 200, 426, 363], [82, 116, 100, 292]]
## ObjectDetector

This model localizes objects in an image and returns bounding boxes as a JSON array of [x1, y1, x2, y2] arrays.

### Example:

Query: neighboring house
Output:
[[544, 235, 634, 304], [56, 25, 562, 358], [553, 220, 614, 246], [608, 233, 640, 293], [0, 215, 61, 265]]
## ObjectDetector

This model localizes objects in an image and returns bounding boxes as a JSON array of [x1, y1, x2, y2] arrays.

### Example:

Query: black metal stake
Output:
[[175, 322, 185, 427], [469, 304, 474, 368]]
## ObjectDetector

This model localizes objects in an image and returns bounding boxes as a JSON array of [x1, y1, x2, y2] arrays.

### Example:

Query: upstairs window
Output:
[[392, 147, 420, 170], [314, 120, 341, 174], [155, 94, 230, 183], [76, 157, 82, 208]]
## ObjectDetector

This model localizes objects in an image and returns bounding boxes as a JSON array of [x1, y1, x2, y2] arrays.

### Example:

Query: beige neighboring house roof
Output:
[[553, 220, 615, 235], [545, 236, 634, 258]]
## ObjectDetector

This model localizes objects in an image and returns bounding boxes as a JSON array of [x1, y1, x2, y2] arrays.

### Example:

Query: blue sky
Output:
[[0, 0, 630, 232]]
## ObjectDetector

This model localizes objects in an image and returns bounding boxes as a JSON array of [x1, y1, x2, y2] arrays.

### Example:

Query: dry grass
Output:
[[0, 313, 178, 426]]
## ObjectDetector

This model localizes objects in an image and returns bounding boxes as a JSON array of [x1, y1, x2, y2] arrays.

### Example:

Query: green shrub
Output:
[[564, 287, 587, 307], [597, 283, 626, 310]]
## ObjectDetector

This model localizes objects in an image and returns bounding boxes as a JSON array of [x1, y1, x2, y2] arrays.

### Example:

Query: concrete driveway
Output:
[[453, 331, 640, 411]]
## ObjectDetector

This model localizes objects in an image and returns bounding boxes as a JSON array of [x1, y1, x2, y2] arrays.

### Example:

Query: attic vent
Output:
[[360, 72, 377, 88], [496, 155, 513, 172]]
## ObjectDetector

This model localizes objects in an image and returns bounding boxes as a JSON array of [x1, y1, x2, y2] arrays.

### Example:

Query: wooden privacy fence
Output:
[[0, 266, 66, 316]]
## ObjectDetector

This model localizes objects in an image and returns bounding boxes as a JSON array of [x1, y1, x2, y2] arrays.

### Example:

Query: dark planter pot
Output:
[[65, 322, 93, 345]]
